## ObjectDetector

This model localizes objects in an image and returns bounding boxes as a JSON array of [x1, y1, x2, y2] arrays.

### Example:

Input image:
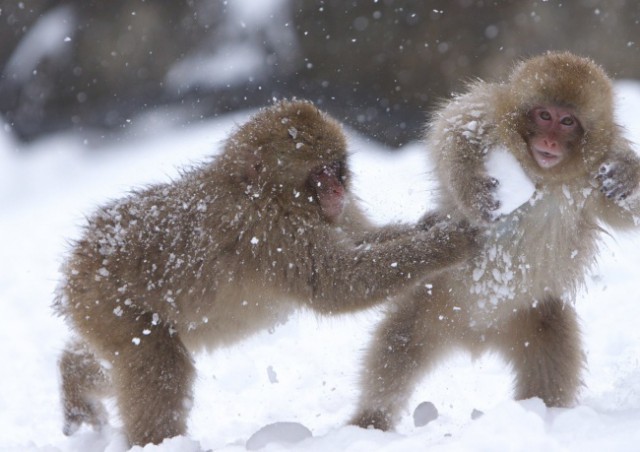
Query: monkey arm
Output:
[[305, 224, 476, 314], [352, 223, 422, 245], [429, 93, 501, 223], [591, 141, 640, 229], [353, 211, 459, 246], [338, 199, 427, 245], [437, 135, 501, 223]]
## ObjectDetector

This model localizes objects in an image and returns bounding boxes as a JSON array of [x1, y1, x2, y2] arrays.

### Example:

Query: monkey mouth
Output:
[[532, 147, 562, 168]]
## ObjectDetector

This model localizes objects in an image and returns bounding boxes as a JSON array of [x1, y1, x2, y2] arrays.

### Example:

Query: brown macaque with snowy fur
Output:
[[351, 52, 640, 431], [55, 100, 478, 446]]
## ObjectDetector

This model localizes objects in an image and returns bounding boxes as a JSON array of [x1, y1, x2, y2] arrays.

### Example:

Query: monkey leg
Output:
[[59, 339, 110, 435], [498, 297, 584, 407], [350, 294, 449, 431], [103, 313, 196, 446]]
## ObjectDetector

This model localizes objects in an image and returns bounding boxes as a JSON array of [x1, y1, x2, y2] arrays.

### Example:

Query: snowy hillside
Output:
[[2, 82, 640, 452]]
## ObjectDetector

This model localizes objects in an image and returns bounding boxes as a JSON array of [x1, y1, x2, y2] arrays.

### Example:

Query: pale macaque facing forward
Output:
[[351, 52, 640, 430], [55, 100, 478, 446]]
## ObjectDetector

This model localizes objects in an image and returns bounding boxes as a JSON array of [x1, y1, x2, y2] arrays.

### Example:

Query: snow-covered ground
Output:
[[2, 82, 640, 452]]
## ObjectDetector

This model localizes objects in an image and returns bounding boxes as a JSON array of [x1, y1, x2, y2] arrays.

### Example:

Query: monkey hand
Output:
[[427, 219, 483, 263], [463, 175, 501, 223], [595, 158, 640, 202], [417, 211, 445, 230]]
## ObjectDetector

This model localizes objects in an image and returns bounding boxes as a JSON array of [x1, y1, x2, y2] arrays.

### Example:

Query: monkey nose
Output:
[[543, 139, 557, 149]]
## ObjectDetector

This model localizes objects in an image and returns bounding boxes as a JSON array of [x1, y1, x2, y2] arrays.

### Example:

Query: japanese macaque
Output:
[[54, 99, 478, 446], [351, 52, 640, 431]]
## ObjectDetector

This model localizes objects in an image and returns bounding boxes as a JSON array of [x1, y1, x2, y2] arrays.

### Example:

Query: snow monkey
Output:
[[55, 99, 479, 446], [351, 52, 640, 431]]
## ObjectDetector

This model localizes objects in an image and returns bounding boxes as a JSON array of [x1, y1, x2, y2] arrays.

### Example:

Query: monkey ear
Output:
[[242, 152, 264, 183]]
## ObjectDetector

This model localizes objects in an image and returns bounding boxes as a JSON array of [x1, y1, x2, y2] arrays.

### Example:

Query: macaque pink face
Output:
[[309, 161, 346, 221], [527, 106, 582, 169]]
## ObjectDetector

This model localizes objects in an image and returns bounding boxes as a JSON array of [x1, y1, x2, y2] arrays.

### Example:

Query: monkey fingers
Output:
[[596, 162, 636, 200], [469, 175, 501, 222], [416, 211, 441, 230]]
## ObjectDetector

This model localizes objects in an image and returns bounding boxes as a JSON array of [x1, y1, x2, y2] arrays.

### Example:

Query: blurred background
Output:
[[2, 0, 640, 148]]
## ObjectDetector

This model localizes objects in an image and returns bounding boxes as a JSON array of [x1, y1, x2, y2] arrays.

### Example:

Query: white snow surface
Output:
[[2, 83, 640, 451]]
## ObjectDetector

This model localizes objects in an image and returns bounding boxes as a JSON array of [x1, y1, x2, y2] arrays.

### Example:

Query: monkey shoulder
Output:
[[430, 86, 500, 153]]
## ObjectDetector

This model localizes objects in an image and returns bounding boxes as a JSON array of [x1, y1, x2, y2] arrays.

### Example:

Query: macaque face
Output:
[[527, 105, 582, 169], [308, 160, 346, 221]]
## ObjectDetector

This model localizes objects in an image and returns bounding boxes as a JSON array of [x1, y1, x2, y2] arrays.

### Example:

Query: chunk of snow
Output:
[[97, 267, 110, 277], [485, 146, 535, 216], [465, 120, 478, 132], [267, 365, 279, 383]]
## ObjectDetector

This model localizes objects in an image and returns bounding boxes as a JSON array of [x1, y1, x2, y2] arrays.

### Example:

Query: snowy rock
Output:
[[246, 422, 312, 450], [485, 146, 535, 217], [413, 401, 439, 427]]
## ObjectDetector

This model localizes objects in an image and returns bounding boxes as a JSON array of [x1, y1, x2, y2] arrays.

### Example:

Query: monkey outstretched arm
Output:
[[340, 205, 420, 244], [306, 221, 478, 314], [351, 216, 459, 246]]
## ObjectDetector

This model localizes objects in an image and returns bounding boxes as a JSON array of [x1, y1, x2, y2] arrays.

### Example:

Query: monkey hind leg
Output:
[[350, 294, 447, 431], [110, 315, 196, 446], [59, 339, 111, 435], [351, 409, 393, 432], [500, 298, 584, 407]]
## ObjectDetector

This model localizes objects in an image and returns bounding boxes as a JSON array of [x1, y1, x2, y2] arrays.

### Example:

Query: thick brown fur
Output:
[[351, 52, 640, 430], [54, 99, 477, 446]]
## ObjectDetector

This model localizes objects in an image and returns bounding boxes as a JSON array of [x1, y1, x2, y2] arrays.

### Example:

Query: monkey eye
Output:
[[538, 110, 552, 121], [311, 161, 346, 183], [560, 116, 575, 126]]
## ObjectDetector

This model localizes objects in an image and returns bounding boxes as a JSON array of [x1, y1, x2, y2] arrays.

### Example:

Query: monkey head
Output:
[[221, 99, 351, 222], [497, 51, 616, 182]]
